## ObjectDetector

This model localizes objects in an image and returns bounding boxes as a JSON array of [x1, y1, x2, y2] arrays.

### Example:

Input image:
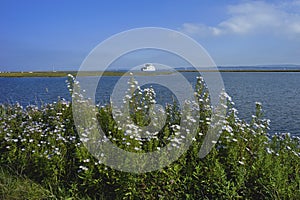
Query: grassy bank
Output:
[[0, 71, 122, 77], [0, 167, 55, 199], [0, 71, 174, 77], [0, 74, 299, 199], [0, 71, 73, 77]]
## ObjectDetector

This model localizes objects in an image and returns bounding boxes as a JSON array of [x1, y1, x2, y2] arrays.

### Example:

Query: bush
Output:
[[0, 74, 299, 199]]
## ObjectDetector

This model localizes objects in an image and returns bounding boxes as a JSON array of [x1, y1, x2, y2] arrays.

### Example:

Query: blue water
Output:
[[0, 72, 300, 135]]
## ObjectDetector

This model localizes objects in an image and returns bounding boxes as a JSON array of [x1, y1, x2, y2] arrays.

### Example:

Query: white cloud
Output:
[[181, 23, 221, 36], [181, 1, 300, 37]]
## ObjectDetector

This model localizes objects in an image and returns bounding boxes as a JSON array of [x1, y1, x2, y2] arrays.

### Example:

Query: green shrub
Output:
[[0, 74, 299, 199]]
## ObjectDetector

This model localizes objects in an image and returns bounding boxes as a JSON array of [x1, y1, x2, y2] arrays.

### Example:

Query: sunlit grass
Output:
[[0, 167, 55, 200]]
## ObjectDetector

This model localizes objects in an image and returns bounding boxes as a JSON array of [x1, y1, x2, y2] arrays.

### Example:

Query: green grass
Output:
[[0, 71, 72, 77], [0, 74, 299, 199], [0, 167, 55, 200]]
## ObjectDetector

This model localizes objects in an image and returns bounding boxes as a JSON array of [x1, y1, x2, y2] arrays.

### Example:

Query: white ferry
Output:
[[141, 63, 156, 72]]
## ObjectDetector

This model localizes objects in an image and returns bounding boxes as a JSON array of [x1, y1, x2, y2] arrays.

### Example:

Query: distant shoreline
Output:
[[179, 69, 300, 72], [0, 71, 173, 77], [1, 69, 300, 77]]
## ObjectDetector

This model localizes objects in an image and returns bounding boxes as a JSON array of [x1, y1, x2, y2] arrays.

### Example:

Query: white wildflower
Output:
[[238, 161, 245, 165]]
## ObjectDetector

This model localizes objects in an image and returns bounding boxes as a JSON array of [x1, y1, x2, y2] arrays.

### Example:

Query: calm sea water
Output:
[[0, 72, 300, 135]]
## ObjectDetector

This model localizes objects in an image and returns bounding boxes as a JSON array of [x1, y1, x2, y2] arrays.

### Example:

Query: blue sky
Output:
[[1, 0, 300, 71]]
